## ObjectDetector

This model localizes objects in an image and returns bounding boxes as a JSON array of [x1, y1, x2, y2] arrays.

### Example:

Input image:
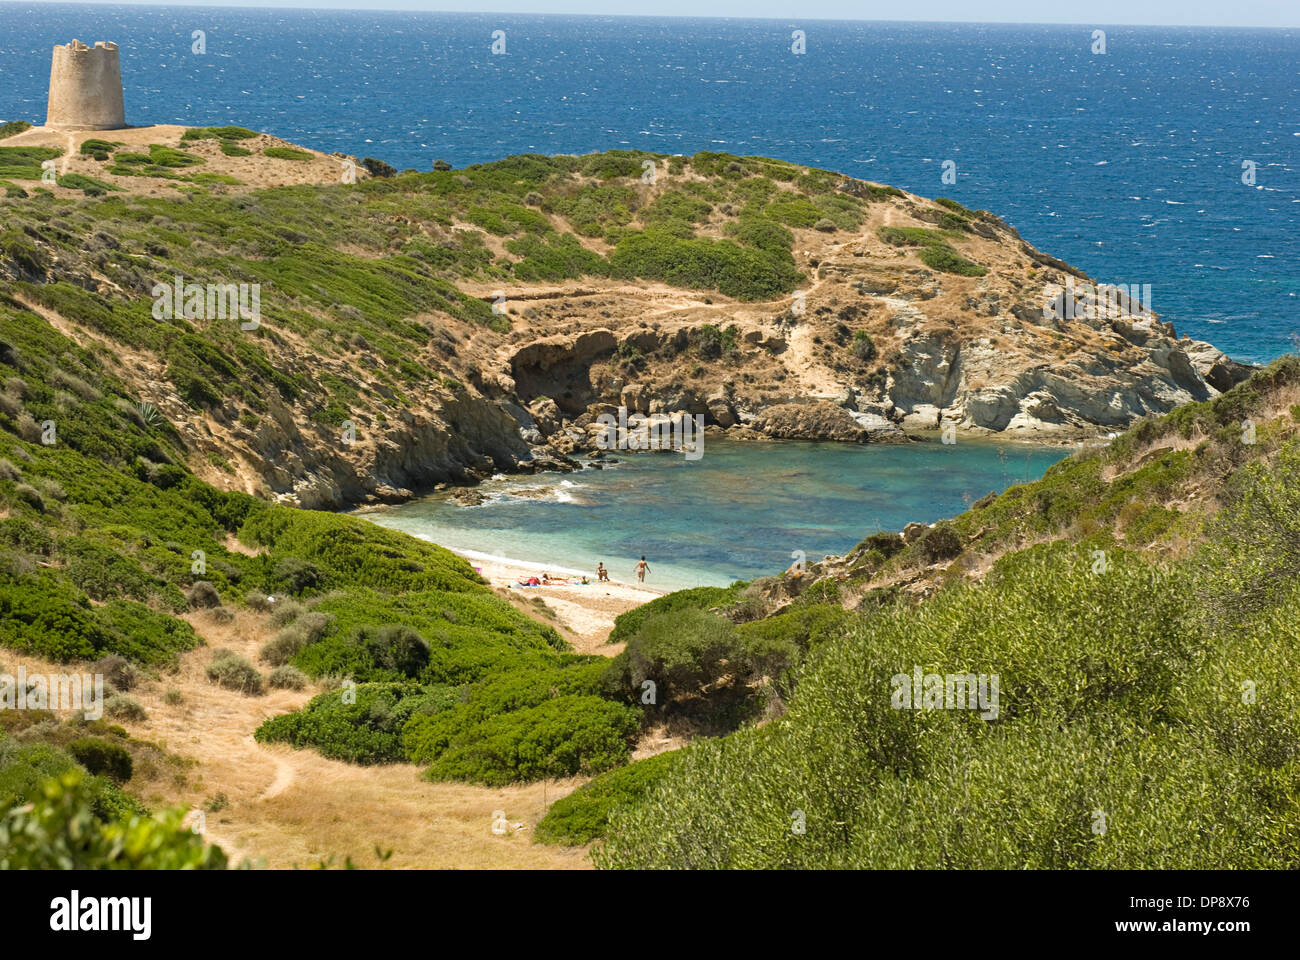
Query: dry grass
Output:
[[4, 604, 598, 868]]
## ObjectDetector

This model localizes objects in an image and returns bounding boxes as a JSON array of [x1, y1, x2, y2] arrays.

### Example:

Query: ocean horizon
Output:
[[1, 4, 1295, 364]]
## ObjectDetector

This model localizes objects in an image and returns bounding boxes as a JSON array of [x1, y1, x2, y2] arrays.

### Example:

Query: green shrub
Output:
[[147, 144, 204, 168], [269, 598, 305, 626], [67, 737, 133, 783], [262, 627, 306, 666], [103, 694, 147, 722], [403, 661, 607, 765], [609, 584, 745, 644], [0, 120, 33, 141], [269, 665, 307, 690], [186, 580, 221, 608], [918, 522, 963, 563], [206, 649, 263, 695], [424, 695, 640, 786], [535, 748, 683, 845], [181, 126, 258, 142], [265, 146, 312, 162], [0, 145, 61, 179], [0, 772, 226, 869], [919, 244, 986, 277], [850, 330, 875, 361], [603, 607, 746, 702], [256, 682, 457, 764]]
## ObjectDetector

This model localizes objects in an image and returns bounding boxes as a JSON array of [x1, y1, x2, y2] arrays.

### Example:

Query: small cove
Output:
[[361, 438, 1069, 592]]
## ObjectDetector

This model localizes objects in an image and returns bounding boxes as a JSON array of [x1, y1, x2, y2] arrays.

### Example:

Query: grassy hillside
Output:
[[0, 283, 637, 857], [539, 357, 1300, 868]]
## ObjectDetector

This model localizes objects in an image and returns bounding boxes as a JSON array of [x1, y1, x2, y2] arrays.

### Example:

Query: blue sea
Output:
[[3, 5, 1295, 584], [363, 439, 1065, 590], [3, 5, 1296, 363]]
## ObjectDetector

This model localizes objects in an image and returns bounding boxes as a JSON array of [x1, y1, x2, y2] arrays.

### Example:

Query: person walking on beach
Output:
[[597, 562, 609, 582], [635, 555, 650, 584]]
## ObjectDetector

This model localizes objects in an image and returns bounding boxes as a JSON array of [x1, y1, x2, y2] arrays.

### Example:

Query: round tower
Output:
[[45, 40, 126, 131]]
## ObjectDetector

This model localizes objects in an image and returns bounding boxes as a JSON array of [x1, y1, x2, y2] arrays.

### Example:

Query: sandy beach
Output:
[[458, 548, 665, 655]]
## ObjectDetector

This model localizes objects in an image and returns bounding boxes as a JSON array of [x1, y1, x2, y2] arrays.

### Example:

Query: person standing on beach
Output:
[[635, 555, 650, 583], [597, 562, 608, 582]]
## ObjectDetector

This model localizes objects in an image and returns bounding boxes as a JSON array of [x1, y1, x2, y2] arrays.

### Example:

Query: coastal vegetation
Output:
[[0, 134, 1287, 868], [569, 356, 1300, 868]]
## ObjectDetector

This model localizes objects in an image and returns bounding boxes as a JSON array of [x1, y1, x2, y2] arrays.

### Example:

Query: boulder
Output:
[[753, 402, 871, 442]]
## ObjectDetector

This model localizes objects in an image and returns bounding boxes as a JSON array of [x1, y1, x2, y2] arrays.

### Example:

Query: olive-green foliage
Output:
[[0, 145, 61, 179], [67, 737, 133, 783], [79, 139, 119, 161], [506, 232, 610, 282], [876, 225, 985, 276], [56, 173, 121, 196], [0, 771, 227, 869], [919, 243, 986, 276], [180, 126, 259, 143], [0, 738, 141, 823], [610, 229, 801, 300], [878, 226, 946, 246], [0, 121, 33, 141], [205, 649, 264, 694], [595, 544, 1300, 868], [608, 583, 746, 643], [402, 660, 608, 765], [268, 664, 307, 690], [146, 144, 205, 168], [1194, 437, 1300, 628], [603, 608, 748, 702], [422, 695, 640, 786], [255, 682, 459, 764], [534, 748, 684, 845], [264, 146, 312, 162]]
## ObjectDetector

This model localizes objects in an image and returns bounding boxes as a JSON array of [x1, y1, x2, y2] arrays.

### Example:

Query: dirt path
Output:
[[93, 608, 594, 869]]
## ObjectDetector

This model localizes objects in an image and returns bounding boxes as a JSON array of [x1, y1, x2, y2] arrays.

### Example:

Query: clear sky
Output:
[[54, 1, 1300, 29]]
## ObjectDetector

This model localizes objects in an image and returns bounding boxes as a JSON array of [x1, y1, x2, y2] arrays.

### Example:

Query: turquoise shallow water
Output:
[[361, 439, 1067, 592]]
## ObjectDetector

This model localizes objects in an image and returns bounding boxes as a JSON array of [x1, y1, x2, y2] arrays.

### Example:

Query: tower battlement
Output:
[[46, 39, 126, 131]]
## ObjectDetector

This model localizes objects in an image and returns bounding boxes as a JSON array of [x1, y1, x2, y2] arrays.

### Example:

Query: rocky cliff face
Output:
[[479, 192, 1250, 455], [1, 138, 1252, 509]]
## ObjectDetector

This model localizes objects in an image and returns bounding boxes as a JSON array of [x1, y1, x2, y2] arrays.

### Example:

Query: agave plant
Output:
[[136, 400, 163, 428]]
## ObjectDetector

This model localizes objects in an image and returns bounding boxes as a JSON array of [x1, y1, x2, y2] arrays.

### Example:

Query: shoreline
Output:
[[453, 547, 666, 655]]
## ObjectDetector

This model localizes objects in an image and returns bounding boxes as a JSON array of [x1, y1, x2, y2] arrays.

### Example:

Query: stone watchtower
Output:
[[46, 40, 126, 130]]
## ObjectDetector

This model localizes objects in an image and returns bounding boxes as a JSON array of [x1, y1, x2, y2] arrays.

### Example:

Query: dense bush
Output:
[[256, 682, 458, 764], [206, 649, 264, 695], [269, 665, 308, 690], [610, 230, 801, 300], [603, 608, 746, 702], [609, 583, 745, 644], [67, 737, 133, 783], [103, 693, 147, 722], [423, 695, 640, 786], [0, 772, 227, 869], [535, 748, 682, 845], [593, 543, 1300, 868], [917, 522, 963, 563], [403, 660, 607, 765]]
